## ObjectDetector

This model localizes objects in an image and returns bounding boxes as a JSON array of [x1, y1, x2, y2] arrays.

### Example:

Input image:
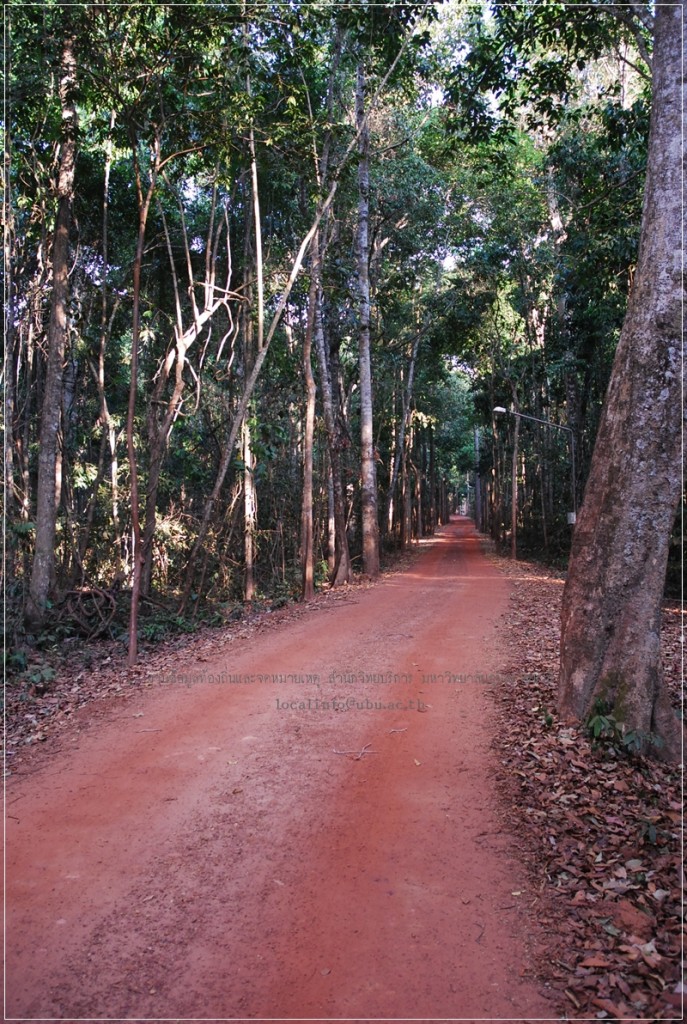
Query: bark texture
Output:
[[26, 34, 77, 629], [558, 5, 684, 760]]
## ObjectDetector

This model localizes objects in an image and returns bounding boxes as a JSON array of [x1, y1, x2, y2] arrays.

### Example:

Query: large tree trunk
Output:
[[558, 5, 683, 760], [25, 33, 77, 630], [356, 62, 380, 577]]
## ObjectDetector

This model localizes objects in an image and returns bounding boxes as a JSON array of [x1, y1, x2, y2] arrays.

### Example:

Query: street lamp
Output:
[[493, 406, 577, 522]]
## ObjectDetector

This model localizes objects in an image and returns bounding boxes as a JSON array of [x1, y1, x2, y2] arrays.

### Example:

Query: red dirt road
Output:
[[6, 517, 558, 1021]]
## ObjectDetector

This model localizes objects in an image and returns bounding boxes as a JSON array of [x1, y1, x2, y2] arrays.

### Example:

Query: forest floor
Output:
[[5, 517, 683, 1022]]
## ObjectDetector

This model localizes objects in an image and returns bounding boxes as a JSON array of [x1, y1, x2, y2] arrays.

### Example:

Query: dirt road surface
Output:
[[6, 517, 558, 1021]]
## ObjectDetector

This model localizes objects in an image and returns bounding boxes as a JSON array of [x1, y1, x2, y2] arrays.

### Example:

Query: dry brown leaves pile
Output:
[[488, 550, 684, 1021]]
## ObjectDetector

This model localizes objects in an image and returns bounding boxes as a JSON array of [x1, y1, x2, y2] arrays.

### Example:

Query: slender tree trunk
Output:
[[385, 331, 421, 531], [413, 456, 423, 540], [314, 295, 352, 585], [301, 270, 318, 600], [19, 307, 38, 539], [248, 126, 264, 356], [126, 135, 160, 666], [539, 462, 548, 552], [422, 430, 429, 534], [401, 427, 413, 549], [243, 418, 257, 601], [558, 5, 683, 759], [511, 409, 519, 560], [300, 63, 338, 599], [385, 383, 397, 538], [301, 41, 341, 594], [26, 33, 77, 629], [473, 429, 482, 531], [399, 448, 407, 549], [490, 413, 502, 546], [4, 113, 17, 587], [94, 117, 122, 577], [327, 463, 336, 574], [241, 201, 257, 603], [355, 63, 380, 576], [428, 425, 437, 533], [243, 117, 263, 603]]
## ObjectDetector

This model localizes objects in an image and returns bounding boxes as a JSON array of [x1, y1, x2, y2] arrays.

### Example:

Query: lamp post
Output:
[[493, 406, 577, 530]]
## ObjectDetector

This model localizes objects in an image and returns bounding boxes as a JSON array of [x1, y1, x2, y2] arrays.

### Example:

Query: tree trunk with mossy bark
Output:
[[558, 4, 683, 761]]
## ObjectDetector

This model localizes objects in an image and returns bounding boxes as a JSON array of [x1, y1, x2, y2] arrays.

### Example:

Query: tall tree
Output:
[[301, 22, 349, 594], [26, 29, 78, 630], [125, 127, 162, 666], [356, 61, 380, 576], [243, 47, 264, 604], [558, 4, 683, 759]]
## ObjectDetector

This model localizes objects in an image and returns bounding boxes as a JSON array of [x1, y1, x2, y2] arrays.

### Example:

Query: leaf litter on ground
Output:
[[485, 546, 683, 1021]]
